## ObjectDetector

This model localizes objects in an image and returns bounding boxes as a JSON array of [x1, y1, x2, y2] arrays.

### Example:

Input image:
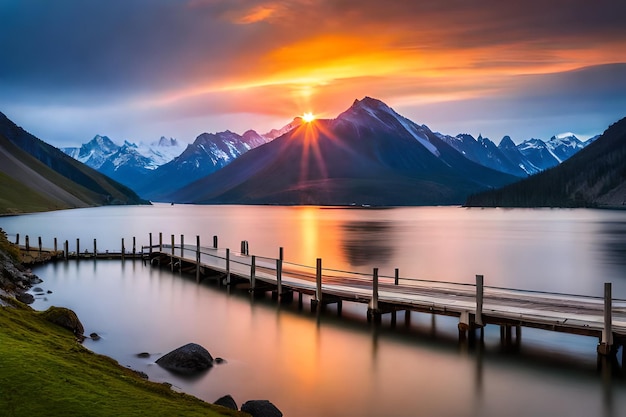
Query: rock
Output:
[[39, 306, 85, 336], [155, 343, 214, 374], [32, 287, 44, 293], [47, 290, 53, 294], [241, 400, 283, 417], [137, 352, 151, 358], [214, 394, 238, 410], [90, 332, 101, 340], [214, 357, 226, 364], [15, 292, 34, 304]]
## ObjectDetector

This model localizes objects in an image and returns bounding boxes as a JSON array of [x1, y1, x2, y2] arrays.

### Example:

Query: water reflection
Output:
[[597, 220, 626, 268], [340, 221, 394, 267]]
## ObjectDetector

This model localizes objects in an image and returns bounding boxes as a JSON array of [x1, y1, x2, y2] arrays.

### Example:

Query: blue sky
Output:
[[1, 1, 625, 147]]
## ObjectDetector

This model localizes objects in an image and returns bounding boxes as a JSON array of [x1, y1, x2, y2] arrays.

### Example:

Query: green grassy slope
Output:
[[0, 301, 244, 417]]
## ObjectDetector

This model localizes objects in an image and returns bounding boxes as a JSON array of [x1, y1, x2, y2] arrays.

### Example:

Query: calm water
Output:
[[2, 205, 626, 416]]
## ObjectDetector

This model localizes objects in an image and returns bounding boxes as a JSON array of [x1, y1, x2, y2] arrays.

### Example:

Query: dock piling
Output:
[[159, 232, 163, 251], [196, 235, 200, 283], [170, 234, 175, 272], [64, 240, 69, 261], [226, 248, 231, 285], [76, 238, 80, 257], [250, 255, 256, 290], [598, 282, 614, 356], [25, 235, 29, 251], [149, 233, 153, 255], [15, 234, 19, 245], [476, 274, 484, 327], [276, 258, 283, 298], [54, 238, 57, 253], [94, 239, 97, 257], [181, 234, 184, 257], [213, 235, 218, 249], [122, 238, 125, 260], [395, 268, 399, 285], [312, 258, 323, 310], [367, 268, 381, 323]]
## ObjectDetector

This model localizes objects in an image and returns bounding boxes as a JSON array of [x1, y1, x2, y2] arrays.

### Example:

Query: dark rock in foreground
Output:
[[241, 400, 283, 417], [214, 394, 238, 410], [15, 292, 34, 304], [39, 306, 85, 336], [156, 342, 214, 374]]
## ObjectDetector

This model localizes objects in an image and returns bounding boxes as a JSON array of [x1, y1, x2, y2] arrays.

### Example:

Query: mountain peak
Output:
[[499, 135, 516, 148], [351, 96, 392, 113]]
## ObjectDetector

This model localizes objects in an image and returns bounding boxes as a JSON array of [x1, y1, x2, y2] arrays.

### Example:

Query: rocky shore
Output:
[[0, 228, 283, 416]]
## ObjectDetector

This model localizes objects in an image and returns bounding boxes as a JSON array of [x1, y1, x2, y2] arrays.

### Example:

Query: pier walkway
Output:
[[146, 234, 626, 356], [10, 232, 626, 356]]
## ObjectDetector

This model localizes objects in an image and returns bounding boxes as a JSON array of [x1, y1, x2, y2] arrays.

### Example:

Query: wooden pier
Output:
[[12, 233, 626, 357]]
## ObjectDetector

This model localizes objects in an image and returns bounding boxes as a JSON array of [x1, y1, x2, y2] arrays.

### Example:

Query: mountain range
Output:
[[62, 118, 303, 200], [63, 98, 593, 203], [167, 97, 520, 205], [0, 112, 146, 215], [466, 116, 626, 208]]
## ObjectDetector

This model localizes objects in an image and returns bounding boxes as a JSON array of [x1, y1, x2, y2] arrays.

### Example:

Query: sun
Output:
[[302, 112, 315, 123]]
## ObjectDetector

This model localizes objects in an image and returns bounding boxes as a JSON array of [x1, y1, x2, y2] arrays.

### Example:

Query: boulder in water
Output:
[[156, 343, 214, 374], [241, 400, 283, 417]]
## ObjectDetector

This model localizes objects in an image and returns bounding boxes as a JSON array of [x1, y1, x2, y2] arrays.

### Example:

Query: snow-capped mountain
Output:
[[438, 133, 528, 177], [62, 135, 185, 172], [62, 135, 186, 191], [62, 135, 119, 169], [514, 135, 586, 172], [436, 130, 592, 177], [133, 129, 271, 200]]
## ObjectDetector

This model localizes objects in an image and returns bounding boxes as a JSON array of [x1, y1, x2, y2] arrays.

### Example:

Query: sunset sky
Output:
[[1, 0, 625, 147]]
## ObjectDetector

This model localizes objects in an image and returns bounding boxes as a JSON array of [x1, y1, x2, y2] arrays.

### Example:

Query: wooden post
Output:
[[226, 248, 231, 285], [372, 268, 379, 310], [121, 238, 125, 260], [315, 258, 323, 304], [170, 234, 175, 272], [93, 239, 97, 257], [196, 235, 200, 283], [15, 233, 19, 245], [213, 235, 218, 249], [279, 247, 284, 261], [241, 240, 246, 255], [159, 232, 163, 251], [598, 282, 613, 355], [149, 233, 153, 255], [246, 241, 249, 255], [367, 267, 381, 323], [180, 234, 184, 257], [25, 235, 30, 251], [476, 274, 484, 326], [394, 268, 399, 285], [38, 236, 42, 253], [133, 237, 136, 256], [64, 240, 69, 260], [250, 255, 256, 290], [76, 238, 80, 257], [54, 237, 57, 253], [276, 258, 283, 296]]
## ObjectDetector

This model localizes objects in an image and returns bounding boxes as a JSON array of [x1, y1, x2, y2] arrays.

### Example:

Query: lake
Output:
[[2, 204, 626, 416]]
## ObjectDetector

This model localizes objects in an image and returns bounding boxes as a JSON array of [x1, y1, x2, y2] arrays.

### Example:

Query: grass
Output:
[[0, 298, 246, 417]]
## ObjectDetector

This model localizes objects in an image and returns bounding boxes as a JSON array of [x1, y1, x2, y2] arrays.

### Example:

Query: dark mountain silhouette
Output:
[[0, 112, 146, 214], [166, 97, 518, 206], [465, 116, 626, 208]]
